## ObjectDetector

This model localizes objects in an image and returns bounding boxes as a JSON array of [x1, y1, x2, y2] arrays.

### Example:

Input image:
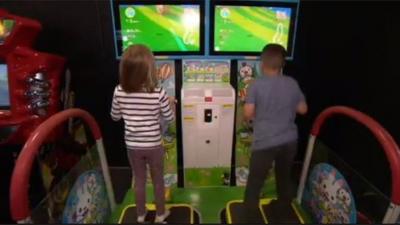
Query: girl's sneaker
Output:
[[154, 210, 170, 223], [137, 211, 147, 223]]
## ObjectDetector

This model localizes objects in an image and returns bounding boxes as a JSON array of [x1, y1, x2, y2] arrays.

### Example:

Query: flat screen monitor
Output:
[[0, 18, 16, 45], [211, 1, 297, 57], [0, 63, 10, 109], [112, 0, 204, 57]]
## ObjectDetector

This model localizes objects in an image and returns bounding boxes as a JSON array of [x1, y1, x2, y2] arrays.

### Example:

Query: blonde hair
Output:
[[119, 44, 158, 93]]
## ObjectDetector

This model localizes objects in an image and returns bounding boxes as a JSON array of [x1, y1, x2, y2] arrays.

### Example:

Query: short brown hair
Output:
[[261, 44, 287, 70], [119, 44, 158, 93]]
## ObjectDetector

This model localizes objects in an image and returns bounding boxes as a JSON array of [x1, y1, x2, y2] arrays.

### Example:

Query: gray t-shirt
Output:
[[245, 75, 305, 151]]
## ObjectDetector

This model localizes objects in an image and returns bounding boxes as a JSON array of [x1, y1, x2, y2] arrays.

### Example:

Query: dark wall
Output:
[[1, 1, 399, 196], [293, 2, 400, 196]]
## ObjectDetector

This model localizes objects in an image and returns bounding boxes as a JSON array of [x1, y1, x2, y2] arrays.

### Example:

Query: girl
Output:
[[110, 44, 174, 223]]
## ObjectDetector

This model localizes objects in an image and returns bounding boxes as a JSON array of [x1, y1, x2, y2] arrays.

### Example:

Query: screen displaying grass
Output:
[[119, 4, 200, 52], [214, 6, 292, 52]]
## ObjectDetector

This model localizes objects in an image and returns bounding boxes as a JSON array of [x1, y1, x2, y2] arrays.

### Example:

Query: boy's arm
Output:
[[295, 83, 308, 115], [160, 88, 174, 122], [110, 87, 122, 121], [297, 101, 308, 115], [244, 83, 256, 121], [244, 104, 255, 121]]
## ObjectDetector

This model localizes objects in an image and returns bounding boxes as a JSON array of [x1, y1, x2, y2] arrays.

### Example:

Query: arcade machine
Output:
[[110, 1, 205, 223], [7, 0, 400, 224], [181, 60, 235, 184], [109, 0, 301, 223], [7, 0, 303, 223], [0, 9, 66, 222]]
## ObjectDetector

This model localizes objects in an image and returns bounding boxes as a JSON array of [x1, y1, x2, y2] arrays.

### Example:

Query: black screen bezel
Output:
[[112, 0, 205, 57], [209, 0, 298, 57]]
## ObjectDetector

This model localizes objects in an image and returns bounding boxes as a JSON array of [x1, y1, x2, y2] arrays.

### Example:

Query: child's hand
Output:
[[169, 96, 177, 113]]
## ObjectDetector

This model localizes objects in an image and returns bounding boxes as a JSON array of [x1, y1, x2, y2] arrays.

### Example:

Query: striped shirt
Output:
[[110, 85, 174, 149]]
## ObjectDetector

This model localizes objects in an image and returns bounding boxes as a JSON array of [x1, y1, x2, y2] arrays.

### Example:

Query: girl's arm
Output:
[[159, 88, 174, 122], [110, 87, 122, 121]]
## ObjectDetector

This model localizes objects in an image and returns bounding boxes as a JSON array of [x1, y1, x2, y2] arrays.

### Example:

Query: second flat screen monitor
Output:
[[211, 2, 297, 56]]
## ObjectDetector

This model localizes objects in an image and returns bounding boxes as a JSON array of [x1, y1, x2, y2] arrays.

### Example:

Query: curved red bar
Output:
[[10, 109, 102, 221], [311, 106, 400, 204]]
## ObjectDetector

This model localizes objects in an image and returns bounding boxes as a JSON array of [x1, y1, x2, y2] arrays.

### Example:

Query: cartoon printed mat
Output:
[[62, 170, 111, 223], [302, 163, 357, 223]]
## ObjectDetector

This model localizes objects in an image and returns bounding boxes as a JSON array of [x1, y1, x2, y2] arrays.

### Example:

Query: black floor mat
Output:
[[120, 205, 199, 224], [226, 202, 265, 224], [261, 202, 301, 224]]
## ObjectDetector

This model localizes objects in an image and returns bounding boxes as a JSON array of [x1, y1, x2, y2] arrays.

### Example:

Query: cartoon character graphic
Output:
[[221, 172, 230, 185], [337, 187, 352, 212], [276, 10, 288, 20], [73, 186, 91, 223], [235, 167, 249, 186], [239, 62, 253, 83], [303, 163, 356, 224], [238, 62, 254, 102], [317, 170, 339, 205], [156, 5, 170, 15], [63, 170, 110, 224]]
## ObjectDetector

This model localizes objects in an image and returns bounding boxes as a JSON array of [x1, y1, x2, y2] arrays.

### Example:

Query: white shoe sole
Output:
[[154, 210, 171, 223]]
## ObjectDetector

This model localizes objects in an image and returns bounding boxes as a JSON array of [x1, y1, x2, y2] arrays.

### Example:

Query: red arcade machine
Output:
[[0, 9, 66, 223], [0, 9, 66, 145]]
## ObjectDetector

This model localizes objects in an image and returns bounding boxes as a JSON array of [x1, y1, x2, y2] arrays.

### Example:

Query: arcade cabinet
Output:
[[181, 67, 235, 168], [110, 0, 301, 223], [0, 9, 65, 223], [9, 1, 400, 223], [0, 9, 65, 145]]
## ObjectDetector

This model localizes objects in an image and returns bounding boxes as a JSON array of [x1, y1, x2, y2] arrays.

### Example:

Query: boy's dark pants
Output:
[[243, 141, 297, 222]]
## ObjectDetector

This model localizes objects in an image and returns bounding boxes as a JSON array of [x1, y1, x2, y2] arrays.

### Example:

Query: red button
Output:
[[205, 97, 212, 102]]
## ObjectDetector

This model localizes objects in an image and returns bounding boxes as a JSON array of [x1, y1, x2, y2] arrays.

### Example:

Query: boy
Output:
[[243, 44, 307, 223]]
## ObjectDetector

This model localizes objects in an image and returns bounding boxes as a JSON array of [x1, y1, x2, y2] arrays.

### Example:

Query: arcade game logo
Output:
[[182, 60, 230, 83]]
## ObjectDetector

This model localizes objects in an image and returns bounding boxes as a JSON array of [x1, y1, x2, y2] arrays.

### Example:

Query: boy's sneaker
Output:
[[154, 210, 170, 223], [137, 211, 147, 223]]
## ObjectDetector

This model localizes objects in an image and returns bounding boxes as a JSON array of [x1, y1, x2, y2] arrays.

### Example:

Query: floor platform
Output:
[[260, 200, 303, 224], [222, 199, 304, 224], [118, 204, 200, 224], [223, 200, 266, 224]]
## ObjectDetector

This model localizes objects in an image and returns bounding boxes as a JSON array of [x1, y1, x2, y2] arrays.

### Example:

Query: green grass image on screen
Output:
[[214, 6, 291, 52], [119, 5, 200, 52]]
